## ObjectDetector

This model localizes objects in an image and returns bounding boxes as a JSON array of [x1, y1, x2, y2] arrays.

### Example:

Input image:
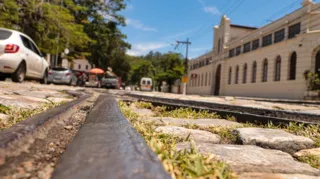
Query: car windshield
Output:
[[0, 30, 12, 40], [52, 67, 68, 71]]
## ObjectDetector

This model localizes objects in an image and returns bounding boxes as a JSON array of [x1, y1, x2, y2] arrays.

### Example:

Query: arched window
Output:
[[235, 65, 239, 84], [201, 73, 204, 86], [243, 63, 247, 84], [252, 61, 257, 83], [228, 67, 232, 85], [205, 73, 208, 86], [221, 37, 224, 52], [218, 38, 221, 53], [198, 74, 200, 86], [209, 72, 211, 85], [275, 56, 281, 81], [192, 76, 194, 87], [289, 52, 297, 80], [262, 59, 268, 82]]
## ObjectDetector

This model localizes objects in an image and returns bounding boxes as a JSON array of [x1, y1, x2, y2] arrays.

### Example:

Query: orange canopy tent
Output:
[[89, 68, 104, 74]]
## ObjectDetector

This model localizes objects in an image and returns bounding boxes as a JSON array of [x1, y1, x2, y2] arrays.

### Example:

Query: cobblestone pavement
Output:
[[111, 90, 320, 114], [0, 81, 84, 109]]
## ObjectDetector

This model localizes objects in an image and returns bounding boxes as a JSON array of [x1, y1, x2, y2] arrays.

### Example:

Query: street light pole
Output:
[[176, 38, 191, 95]]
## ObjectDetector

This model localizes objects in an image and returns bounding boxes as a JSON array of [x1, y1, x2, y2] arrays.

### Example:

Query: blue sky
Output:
[[120, 0, 307, 59]]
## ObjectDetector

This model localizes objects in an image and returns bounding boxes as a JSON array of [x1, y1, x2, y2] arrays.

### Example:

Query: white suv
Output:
[[0, 28, 49, 83]]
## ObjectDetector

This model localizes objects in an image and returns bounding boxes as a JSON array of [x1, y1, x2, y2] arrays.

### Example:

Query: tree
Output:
[[0, 0, 130, 67], [0, 0, 131, 82], [0, 0, 19, 29], [127, 51, 184, 91], [72, 0, 130, 70], [154, 53, 184, 91], [0, 0, 91, 57], [130, 60, 155, 85]]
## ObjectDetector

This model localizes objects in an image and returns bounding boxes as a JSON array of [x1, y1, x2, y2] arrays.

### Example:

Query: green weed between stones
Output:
[[0, 104, 10, 114], [159, 108, 221, 119], [298, 154, 320, 169], [119, 101, 235, 179], [135, 101, 154, 109], [134, 101, 221, 119], [0, 101, 65, 130]]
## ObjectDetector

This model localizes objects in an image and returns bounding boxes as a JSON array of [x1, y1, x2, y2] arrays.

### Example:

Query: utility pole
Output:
[[175, 38, 191, 95], [55, 0, 64, 67]]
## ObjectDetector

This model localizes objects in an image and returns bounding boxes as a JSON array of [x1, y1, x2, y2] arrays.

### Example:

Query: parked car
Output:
[[101, 74, 118, 89], [0, 28, 49, 83], [85, 74, 101, 88], [48, 67, 77, 85]]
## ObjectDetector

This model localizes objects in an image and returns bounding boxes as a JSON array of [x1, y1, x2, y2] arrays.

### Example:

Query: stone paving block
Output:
[[155, 126, 220, 143], [145, 117, 242, 128], [130, 104, 155, 117], [234, 128, 314, 154], [176, 143, 320, 175]]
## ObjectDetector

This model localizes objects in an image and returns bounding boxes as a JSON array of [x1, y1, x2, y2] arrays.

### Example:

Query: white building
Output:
[[187, 0, 320, 100], [72, 59, 93, 72]]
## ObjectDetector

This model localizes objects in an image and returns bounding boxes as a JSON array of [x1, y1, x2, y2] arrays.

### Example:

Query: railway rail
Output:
[[125, 93, 320, 125]]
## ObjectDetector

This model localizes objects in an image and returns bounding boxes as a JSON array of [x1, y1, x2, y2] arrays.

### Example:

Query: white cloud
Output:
[[198, 0, 220, 16], [203, 6, 220, 15], [126, 18, 157, 32], [127, 42, 169, 56]]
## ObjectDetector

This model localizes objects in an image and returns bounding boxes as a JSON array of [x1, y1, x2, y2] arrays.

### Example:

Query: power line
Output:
[[259, 0, 301, 26], [224, 0, 246, 15], [191, 0, 305, 44], [189, 0, 240, 41], [190, 0, 247, 41]]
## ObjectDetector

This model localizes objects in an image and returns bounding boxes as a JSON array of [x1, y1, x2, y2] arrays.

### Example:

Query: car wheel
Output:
[[12, 62, 26, 83], [40, 70, 48, 84], [0, 76, 6, 81]]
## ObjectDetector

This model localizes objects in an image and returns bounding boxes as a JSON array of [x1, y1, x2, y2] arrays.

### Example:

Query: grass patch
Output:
[[158, 107, 220, 120], [297, 154, 320, 169], [0, 101, 64, 130], [0, 104, 10, 114], [119, 101, 235, 179], [225, 115, 236, 122], [135, 101, 154, 109], [131, 101, 221, 120]]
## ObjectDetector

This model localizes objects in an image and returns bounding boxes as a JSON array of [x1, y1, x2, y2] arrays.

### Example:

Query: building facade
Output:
[[72, 59, 93, 72], [187, 0, 320, 99]]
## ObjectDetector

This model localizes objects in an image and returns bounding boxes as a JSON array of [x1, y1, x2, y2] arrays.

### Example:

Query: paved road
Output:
[[0, 81, 82, 109]]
